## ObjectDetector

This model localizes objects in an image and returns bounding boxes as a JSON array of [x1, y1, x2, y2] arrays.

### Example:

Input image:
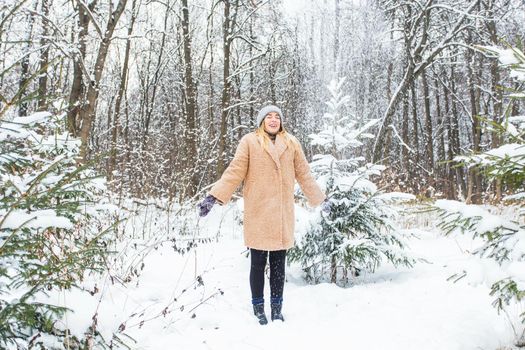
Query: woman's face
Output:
[[263, 112, 281, 134]]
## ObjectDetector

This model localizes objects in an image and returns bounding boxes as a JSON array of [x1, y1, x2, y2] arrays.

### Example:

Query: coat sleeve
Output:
[[294, 143, 326, 207], [209, 136, 249, 204]]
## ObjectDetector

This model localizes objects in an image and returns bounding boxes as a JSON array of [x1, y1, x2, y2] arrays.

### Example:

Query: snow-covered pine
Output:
[[288, 78, 415, 285], [0, 112, 116, 348], [454, 46, 525, 199], [433, 46, 525, 346]]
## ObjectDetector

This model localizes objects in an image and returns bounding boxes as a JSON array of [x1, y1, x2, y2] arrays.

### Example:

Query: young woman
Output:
[[198, 105, 330, 325]]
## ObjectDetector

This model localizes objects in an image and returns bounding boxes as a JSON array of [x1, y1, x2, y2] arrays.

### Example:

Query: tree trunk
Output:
[[248, 13, 255, 129], [142, 0, 170, 150], [217, 0, 239, 177], [333, 0, 340, 74], [401, 89, 409, 171], [410, 80, 420, 183], [37, 0, 51, 111], [442, 74, 456, 199], [422, 69, 434, 173], [109, 0, 137, 180], [449, 57, 466, 198], [207, 0, 216, 142], [181, 0, 198, 197], [373, 64, 414, 163], [465, 28, 482, 204], [18, 1, 38, 117], [67, 0, 96, 136], [331, 255, 337, 284], [19, 49, 30, 117], [486, 2, 502, 201], [79, 0, 128, 162], [433, 73, 445, 195]]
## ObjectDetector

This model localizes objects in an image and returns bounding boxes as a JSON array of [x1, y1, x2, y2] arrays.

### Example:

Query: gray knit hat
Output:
[[256, 105, 284, 127]]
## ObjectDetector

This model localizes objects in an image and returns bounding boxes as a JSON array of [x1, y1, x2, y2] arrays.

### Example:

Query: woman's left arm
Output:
[[294, 143, 326, 207]]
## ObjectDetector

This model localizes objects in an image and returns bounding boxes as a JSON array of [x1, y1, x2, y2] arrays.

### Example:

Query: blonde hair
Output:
[[254, 124, 301, 153]]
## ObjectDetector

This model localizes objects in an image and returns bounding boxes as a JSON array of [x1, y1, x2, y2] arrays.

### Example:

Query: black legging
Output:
[[250, 248, 286, 304]]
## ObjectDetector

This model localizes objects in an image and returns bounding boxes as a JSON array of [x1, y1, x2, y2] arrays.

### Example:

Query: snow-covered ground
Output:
[[44, 203, 520, 350]]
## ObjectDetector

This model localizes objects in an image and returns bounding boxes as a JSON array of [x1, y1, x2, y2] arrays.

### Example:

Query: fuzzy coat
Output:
[[209, 132, 326, 251]]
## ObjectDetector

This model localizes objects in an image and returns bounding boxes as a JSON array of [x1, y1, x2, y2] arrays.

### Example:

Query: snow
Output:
[[495, 48, 521, 65], [336, 175, 377, 192], [484, 46, 521, 65], [11, 111, 53, 125], [310, 153, 337, 168], [1, 209, 74, 230], [504, 192, 525, 201], [509, 115, 525, 123], [0, 112, 54, 141], [507, 261, 525, 284], [509, 115, 525, 131], [504, 230, 525, 261], [435, 199, 521, 234], [482, 46, 525, 81], [486, 143, 525, 160], [376, 192, 416, 202], [27, 203, 520, 349], [455, 143, 525, 172]]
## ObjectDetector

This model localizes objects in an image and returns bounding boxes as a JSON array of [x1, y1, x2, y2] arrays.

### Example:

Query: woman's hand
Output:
[[321, 198, 332, 215], [198, 194, 217, 217]]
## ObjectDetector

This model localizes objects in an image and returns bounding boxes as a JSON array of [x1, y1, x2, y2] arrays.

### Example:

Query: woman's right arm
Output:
[[209, 136, 250, 204]]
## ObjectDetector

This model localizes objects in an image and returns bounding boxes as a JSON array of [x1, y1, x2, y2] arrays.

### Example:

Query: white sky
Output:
[[280, 0, 310, 16]]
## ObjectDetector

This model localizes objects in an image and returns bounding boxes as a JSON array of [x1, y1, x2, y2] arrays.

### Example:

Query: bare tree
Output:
[[181, 0, 199, 196], [37, 0, 50, 111], [67, 0, 97, 136], [108, 0, 139, 180], [372, 0, 479, 163], [18, 1, 38, 117], [78, 0, 129, 161], [217, 0, 240, 177]]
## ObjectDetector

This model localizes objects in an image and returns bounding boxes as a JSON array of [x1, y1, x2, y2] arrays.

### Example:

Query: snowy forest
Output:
[[1, 0, 525, 349]]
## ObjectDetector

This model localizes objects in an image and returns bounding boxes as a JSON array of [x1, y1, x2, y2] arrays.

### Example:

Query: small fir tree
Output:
[[288, 78, 414, 284], [0, 112, 116, 348]]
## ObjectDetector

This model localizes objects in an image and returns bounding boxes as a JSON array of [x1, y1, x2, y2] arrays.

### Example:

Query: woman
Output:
[[198, 105, 330, 325]]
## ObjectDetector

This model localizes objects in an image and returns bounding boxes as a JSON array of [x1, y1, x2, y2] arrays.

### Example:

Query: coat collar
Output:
[[265, 133, 287, 169]]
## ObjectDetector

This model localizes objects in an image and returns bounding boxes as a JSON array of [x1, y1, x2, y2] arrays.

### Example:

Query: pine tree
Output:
[[289, 78, 414, 284], [434, 46, 525, 346], [0, 112, 115, 348]]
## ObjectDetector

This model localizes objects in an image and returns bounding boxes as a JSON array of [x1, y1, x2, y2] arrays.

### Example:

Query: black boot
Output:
[[253, 304, 268, 325], [271, 303, 284, 322]]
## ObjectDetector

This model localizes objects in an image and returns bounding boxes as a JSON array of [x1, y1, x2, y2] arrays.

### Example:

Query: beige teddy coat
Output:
[[209, 131, 326, 251]]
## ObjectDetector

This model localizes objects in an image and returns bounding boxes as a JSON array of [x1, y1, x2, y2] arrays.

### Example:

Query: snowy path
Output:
[[53, 204, 518, 350], [110, 228, 514, 349]]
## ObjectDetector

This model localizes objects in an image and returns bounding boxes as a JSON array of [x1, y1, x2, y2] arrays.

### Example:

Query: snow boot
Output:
[[253, 304, 268, 325], [271, 303, 284, 322]]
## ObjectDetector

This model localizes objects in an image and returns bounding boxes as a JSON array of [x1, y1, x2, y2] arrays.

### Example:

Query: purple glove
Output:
[[321, 198, 332, 214], [198, 194, 217, 217]]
